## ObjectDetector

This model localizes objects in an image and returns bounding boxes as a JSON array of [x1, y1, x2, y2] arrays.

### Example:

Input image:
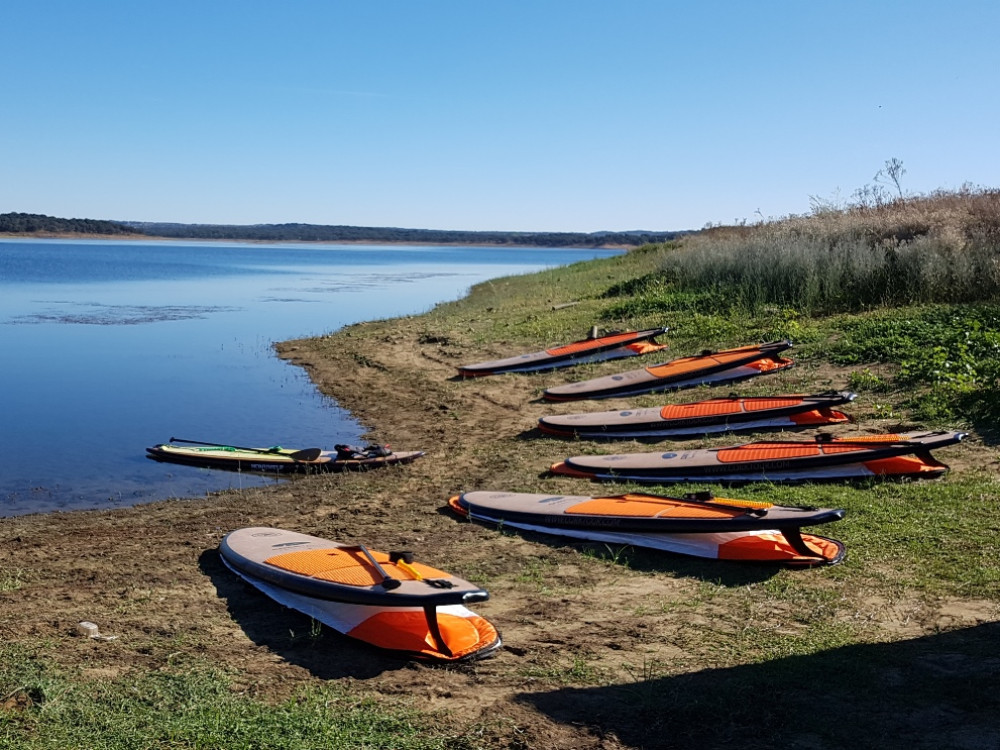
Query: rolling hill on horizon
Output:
[[0, 212, 686, 247]]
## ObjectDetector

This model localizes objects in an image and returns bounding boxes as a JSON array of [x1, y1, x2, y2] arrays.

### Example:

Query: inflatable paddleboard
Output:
[[550, 430, 966, 483], [539, 391, 856, 439], [542, 341, 794, 402], [457, 326, 669, 377], [147, 441, 424, 474], [220, 527, 501, 662], [449, 494, 844, 566]]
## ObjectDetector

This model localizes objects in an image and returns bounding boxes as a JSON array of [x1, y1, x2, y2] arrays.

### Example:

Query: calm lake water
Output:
[[0, 239, 618, 517]]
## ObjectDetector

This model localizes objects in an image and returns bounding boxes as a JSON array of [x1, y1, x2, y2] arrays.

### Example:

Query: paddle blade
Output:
[[290, 448, 323, 461]]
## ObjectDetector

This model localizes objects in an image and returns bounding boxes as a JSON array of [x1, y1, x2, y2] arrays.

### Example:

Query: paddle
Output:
[[351, 544, 401, 590], [707, 431, 958, 452], [168, 437, 323, 462]]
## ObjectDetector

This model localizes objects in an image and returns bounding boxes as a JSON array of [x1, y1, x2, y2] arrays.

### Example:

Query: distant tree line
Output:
[[0, 212, 137, 235], [0, 212, 687, 247], [123, 222, 685, 247]]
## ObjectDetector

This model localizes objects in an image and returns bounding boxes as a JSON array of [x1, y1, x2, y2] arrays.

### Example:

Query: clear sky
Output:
[[2, 1, 997, 233]]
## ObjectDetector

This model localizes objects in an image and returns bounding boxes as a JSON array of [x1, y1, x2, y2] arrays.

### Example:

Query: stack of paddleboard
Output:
[[549, 430, 967, 483], [220, 527, 502, 662], [542, 341, 795, 402], [450, 490, 845, 566], [457, 326, 669, 377], [539, 391, 857, 439]]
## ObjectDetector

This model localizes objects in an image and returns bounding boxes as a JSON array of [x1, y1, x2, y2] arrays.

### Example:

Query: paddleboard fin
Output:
[[780, 527, 823, 559], [424, 605, 453, 658]]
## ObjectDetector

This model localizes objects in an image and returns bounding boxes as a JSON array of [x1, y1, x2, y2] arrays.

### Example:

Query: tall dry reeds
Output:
[[667, 187, 1000, 313]]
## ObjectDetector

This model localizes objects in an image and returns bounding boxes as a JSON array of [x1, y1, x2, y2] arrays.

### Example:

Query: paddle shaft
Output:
[[169, 437, 322, 462], [353, 544, 401, 590], [709, 434, 954, 451]]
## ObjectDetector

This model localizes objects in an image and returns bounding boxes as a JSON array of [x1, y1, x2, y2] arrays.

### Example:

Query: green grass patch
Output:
[[825, 304, 1000, 427], [0, 647, 476, 750], [0, 568, 26, 592]]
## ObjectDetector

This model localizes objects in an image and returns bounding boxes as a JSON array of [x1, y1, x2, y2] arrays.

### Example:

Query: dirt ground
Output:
[[2, 314, 999, 749]]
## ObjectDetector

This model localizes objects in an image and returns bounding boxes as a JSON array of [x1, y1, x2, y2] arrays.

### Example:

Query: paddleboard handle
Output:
[[390, 550, 425, 581], [683, 491, 715, 503]]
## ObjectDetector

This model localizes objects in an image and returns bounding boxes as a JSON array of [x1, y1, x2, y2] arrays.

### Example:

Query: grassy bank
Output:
[[2, 190, 999, 749]]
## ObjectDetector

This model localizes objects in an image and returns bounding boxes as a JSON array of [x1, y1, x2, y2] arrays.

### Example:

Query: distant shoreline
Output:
[[0, 231, 637, 249], [0, 212, 683, 248]]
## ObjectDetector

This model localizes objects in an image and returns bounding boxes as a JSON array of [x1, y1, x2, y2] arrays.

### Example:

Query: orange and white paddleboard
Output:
[[542, 341, 794, 402], [449, 493, 844, 566], [550, 431, 966, 483], [457, 326, 669, 377], [220, 527, 501, 662], [538, 391, 856, 439]]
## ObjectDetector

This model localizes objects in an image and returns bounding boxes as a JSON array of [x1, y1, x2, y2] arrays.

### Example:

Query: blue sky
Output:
[[2, 1, 997, 232]]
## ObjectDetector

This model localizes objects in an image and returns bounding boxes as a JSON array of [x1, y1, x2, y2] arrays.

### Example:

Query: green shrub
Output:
[[828, 305, 1000, 426]]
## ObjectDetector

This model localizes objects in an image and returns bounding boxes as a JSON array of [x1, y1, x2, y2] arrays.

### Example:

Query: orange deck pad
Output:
[[265, 548, 450, 587], [645, 352, 740, 378], [743, 397, 808, 412], [564, 493, 772, 519], [349, 611, 499, 661], [644, 351, 790, 379], [718, 444, 843, 462], [656, 396, 818, 420], [717, 435, 904, 463], [546, 331, 655, 357], [658, 399, 752, 419]]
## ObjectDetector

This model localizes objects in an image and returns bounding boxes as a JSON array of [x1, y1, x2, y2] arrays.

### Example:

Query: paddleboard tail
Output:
[[221, 556, 502, 662]]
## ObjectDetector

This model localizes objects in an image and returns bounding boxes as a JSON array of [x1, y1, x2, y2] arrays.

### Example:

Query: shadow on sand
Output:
[[519, 621, 1000, 749], [437, 502, 794, 587], [198, 549, 411, 680]]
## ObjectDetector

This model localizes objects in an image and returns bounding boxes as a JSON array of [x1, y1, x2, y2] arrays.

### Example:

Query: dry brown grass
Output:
[[698, 186, 1000, 249], [664, 187, 1000, 313]]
